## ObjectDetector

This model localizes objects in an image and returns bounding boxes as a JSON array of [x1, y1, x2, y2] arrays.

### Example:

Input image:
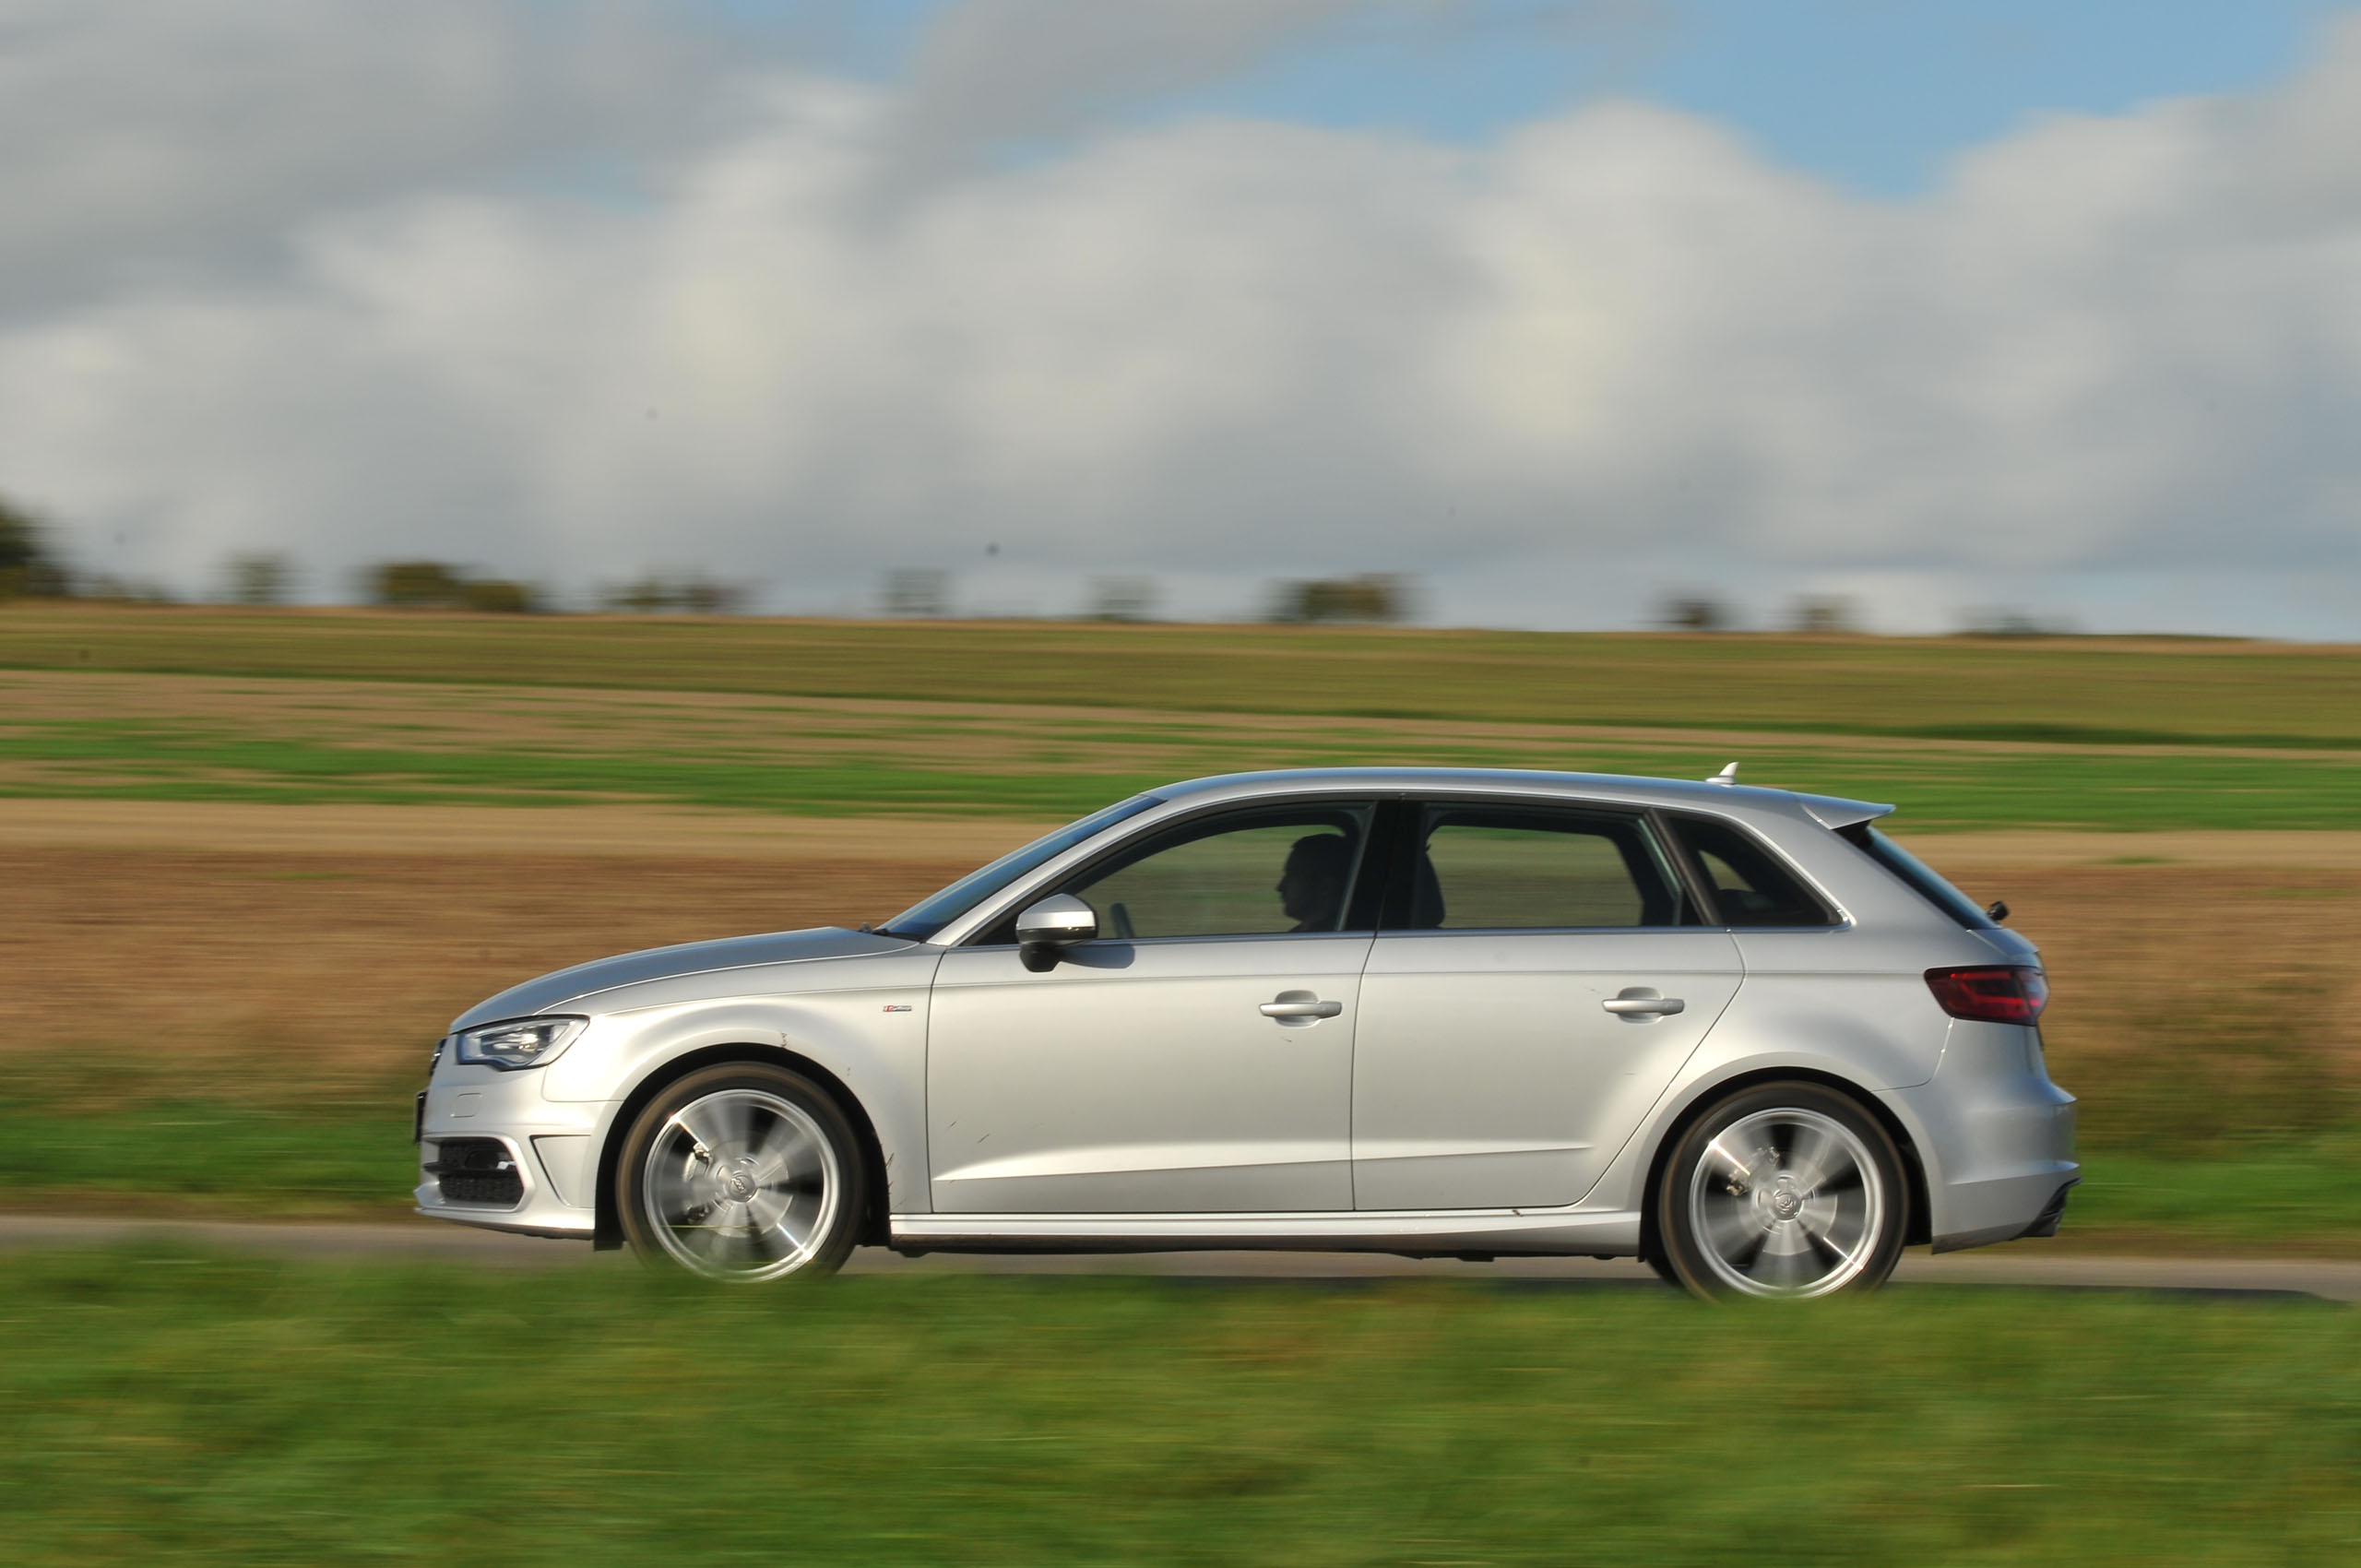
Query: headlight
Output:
[[452, 1016, 587, 1070]]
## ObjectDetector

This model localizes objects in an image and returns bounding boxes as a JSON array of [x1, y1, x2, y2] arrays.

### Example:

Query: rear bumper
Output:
[[1885, 1028, 2079, 1253], [1928, 1168, 2081, 1253]]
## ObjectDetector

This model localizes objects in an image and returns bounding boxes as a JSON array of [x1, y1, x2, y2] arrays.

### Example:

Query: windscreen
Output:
[[1842, 824, 1997, 930], [876, 795, 1161, 940]]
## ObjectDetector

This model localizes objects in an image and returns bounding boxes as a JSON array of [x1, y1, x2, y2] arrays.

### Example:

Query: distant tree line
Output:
[[362, 562, 753, 614], [869, 569, 1415, 624], [225, 553, 294, 605], [2, 487, 2086, 636], [1268, 574, 1413, 624], [366, 560, 540, 613], [1659, 593, 1865, 635], [602, 573, 746, 614], [0, 495, 71, 600]]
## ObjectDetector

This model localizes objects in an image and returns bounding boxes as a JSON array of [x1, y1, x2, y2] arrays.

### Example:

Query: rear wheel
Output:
[[615, 1063, 866, 1282], [1657, 1082, 1907, 1301]]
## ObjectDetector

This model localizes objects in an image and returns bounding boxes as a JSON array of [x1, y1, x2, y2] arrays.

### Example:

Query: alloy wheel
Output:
[[1684, 1107, 1885, 1299], [640, 1087, 844, 1281]]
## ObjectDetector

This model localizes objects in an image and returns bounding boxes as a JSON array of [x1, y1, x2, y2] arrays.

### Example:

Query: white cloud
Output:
[[876, 0, 1378, 188], [0, 0, 725, 310], [871, 0, 1655, 192], [5, 8, 2361, 632]]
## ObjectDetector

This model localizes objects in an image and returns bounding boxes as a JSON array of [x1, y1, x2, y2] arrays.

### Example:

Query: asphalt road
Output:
[[2, 1215, 2355, 1301]]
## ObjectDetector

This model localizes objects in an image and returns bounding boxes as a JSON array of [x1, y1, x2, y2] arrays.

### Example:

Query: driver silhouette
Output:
[[1276, 832, 1355, 932]]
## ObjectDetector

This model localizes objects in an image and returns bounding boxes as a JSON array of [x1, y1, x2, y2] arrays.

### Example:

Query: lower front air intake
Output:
[[425, 1138, 525, 1207]]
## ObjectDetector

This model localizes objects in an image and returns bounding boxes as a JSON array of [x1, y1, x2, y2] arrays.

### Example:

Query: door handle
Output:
[[1260, 996, 1344, 1019], [1602, 991, 1685, 1016]]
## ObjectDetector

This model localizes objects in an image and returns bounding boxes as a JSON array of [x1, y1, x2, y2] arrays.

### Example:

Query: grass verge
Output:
[[2, 1248, 2356, 1565], [6, 1087, 2358, 1252], [2065, 1150, 2361, 1251], [0, 1100, 415, 1221]]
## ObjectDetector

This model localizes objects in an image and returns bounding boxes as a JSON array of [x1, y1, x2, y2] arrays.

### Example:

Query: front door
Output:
[[928, 802, 1379, 1214], [1352, 801, 1744, 1210]]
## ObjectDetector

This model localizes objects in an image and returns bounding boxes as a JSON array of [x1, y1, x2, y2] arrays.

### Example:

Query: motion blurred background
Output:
[[4, 3, 2359, 1562], [6, 0, 2361, 635]]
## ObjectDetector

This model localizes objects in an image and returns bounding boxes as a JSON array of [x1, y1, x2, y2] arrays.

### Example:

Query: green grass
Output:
[[0, 717, 1160, 818], [0, 1100, 414, 1220], [6, 1065, 2356, 1248], [2, 1248, 2356, 1565], [12, 710, 2361, 829], [2072, 1151, 2361, 1245], [8, 602, 2361, 746]]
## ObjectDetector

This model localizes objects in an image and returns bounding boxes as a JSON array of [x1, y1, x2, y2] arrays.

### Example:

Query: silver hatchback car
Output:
[[416, 767, 2077, 1299]]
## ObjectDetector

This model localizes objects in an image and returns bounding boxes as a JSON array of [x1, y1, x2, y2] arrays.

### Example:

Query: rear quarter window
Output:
[[1838, 824, 1998, 930], [1665, 814, 1837, 927]]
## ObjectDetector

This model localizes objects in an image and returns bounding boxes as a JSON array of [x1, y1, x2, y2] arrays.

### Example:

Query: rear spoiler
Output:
[[1792, 792, 1897, 831]]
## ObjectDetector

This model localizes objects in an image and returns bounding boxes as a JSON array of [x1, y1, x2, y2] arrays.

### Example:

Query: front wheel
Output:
[[615, 1063, 866, 1282], [1657, 1083, 1907, 1301]]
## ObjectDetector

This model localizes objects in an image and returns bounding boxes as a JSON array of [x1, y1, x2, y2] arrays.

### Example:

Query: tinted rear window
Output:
[[1841, 824, 1997, 930], [1666, 814, 1836, 927]]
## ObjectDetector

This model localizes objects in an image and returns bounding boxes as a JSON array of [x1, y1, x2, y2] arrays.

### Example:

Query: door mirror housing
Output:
[[1014, 894, 1097, 971]]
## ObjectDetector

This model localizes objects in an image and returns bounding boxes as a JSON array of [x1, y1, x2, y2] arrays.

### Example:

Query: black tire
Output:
[[1656, 1081, 1908, 1301], [615, 1062, 867, 1282], [1641, 1249, 1682, 1289]]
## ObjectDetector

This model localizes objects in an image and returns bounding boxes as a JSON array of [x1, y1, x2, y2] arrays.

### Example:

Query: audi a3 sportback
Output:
[[415, 767, 2077, 1299]]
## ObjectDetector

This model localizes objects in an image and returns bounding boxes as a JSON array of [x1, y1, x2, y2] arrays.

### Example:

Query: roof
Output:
[[1150, 766, 1896, 831]]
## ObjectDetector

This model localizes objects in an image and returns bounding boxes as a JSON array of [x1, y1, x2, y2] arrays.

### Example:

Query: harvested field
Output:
[[10, 602, 2361, 747], [14, 665, 2361, 829], [1939, 860, 2361, 1155], [0, 797, 1045, 861], [1, 846, 969, 1099], [6, 815, 2354, 1136]]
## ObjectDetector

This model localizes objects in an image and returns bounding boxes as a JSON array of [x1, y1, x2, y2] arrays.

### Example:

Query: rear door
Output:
[[1351, 801, 1743, 1210]]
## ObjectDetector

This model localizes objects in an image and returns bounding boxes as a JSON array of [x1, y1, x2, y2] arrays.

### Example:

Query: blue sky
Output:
[[728, 0, 2343, 196]]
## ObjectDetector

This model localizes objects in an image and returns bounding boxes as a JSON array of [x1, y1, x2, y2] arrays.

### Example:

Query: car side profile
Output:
[[415, 766, 2078, 1299]]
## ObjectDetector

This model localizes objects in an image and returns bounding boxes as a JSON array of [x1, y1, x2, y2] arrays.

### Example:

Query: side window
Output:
[[1059, 804, 1376, 940], [1668, 815, 1835, 927], [1406, 805, 1685, 930]]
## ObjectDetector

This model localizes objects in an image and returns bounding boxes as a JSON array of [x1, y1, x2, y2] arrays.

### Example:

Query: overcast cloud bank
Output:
[[3, 1, 2358, 633]]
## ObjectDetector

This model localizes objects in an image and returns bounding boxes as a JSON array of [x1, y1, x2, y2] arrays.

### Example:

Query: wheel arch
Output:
[[1633, 1064, 1932, 1265], [591, 1042, 893, 1251]]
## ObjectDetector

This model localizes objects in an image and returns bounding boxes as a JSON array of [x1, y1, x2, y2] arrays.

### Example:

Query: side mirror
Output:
[[1015, 894, 1097, 971]]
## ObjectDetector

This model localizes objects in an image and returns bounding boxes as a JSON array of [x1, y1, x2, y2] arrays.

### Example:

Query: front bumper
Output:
[[415, 1063, 608, 1239]]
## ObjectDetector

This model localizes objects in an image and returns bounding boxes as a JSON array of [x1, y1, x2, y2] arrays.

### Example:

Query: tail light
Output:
[[1925, 966, 2048, 1024]]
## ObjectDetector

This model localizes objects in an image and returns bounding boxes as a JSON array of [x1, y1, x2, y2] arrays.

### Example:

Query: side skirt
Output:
[[889, 1208, 1643, 1256]]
